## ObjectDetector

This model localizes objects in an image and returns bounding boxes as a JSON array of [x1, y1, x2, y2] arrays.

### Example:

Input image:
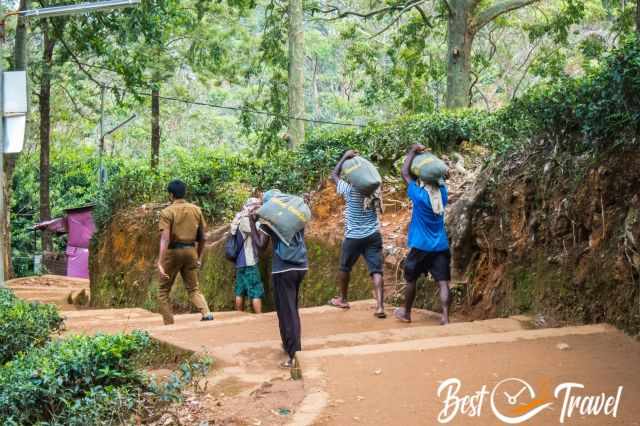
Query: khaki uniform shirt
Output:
[[159, 199, 206, 244]]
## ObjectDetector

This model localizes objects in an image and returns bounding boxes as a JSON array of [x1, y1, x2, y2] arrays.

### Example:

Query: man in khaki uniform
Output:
[[157, 180, 214, 324]]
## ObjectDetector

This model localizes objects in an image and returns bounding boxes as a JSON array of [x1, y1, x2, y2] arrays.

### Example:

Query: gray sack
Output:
[[341, 156, 382, 196], [410, 152, 448, 184], [257, 193, 311, 246]]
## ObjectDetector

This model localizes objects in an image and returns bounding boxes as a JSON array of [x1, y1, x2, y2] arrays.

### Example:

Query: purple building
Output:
[[34, 205, 95, 279]]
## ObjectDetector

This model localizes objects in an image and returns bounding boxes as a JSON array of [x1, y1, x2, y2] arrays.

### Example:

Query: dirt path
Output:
[[10, 276, 640, 426], [309, 331, 640, 426]]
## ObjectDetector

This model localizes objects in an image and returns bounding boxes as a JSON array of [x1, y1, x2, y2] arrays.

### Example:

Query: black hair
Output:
[[167, 180, 187, 199]]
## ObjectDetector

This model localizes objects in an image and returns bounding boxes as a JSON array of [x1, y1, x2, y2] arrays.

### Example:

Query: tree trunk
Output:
[[287, 0, 305, 147], [39, 25, 55, 252], [636, 0, 640, 34], [445, 0, 475, 109], [14, 0, 30, 70], [2, 0, 31, 278], [312, 56, 320, 119], [151, 86, 160, 169]]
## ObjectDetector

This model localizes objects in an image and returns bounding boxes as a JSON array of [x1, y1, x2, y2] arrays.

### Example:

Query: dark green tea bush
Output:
[[0, 331, 151, 425], [0, 288, 64, 365]]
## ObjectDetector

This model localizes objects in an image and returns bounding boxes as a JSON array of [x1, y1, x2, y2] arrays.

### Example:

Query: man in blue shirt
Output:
[[328, 150, 386, 318], [395, 144, 451, 325]]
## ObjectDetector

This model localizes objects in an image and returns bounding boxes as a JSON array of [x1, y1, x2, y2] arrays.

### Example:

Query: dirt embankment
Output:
[[89, 144, 485, 313], [446, 141, 640, 335], [90, 202, 376, 313]]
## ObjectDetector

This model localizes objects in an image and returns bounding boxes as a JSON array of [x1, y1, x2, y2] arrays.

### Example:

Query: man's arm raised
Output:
[[401, 144, 425, 185], [331, 149, 358, 184]]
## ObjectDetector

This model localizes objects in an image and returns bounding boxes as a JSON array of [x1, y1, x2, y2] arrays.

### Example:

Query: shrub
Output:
[[0, 331, 151, 425], [0, 288, 64, 365]]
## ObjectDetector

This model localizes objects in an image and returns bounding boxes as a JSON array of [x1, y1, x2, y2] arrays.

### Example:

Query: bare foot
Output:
[[440, 314, 449, 325], [394, 308, 411, 323]]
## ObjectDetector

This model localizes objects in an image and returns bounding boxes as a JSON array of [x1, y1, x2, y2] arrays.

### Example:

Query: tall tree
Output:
[[319, 0, 545, 108], [35, 20, 65, 253], [151, 86, 161, 169], [637, 0, 640, 34], [38, 20, 58, 252], [2, 0, 31, 277], [288, 0, 306, 146]]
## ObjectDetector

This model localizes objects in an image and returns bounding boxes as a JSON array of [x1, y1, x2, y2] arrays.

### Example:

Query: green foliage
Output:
[[499, 35, 640, 149], [0, 331, 151, 425], [93, 36, 640, 232], [0, 289, 64, 366], [147, 356, 213, 403], [94, 146, 253, 231], [10, 145, 127, 276]]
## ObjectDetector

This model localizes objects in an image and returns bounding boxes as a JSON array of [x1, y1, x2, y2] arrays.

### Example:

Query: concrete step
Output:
[[293, 324, 637, 426], [148, 300, 532, 392], [63, 309, 251, 334]]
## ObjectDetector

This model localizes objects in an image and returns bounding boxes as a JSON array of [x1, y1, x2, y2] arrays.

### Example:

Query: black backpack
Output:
[[224, 232, 245, 262]]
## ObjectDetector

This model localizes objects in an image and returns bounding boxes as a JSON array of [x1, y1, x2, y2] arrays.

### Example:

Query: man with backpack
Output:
[[228, 198, 264, 313]]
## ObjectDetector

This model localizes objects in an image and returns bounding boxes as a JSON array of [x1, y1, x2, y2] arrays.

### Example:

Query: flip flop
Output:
[[393, 308, 411, 323], [200, 313, 215, 321], [279, 359, 293, 369], [328, 297, 350, 309]]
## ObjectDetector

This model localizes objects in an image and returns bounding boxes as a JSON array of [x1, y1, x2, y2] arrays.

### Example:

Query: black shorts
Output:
[[404, 248, 451, 282], [339, 232, 384, 276]]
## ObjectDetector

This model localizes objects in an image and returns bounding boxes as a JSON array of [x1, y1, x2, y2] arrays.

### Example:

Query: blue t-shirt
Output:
[[407, 180, 449, 252], [337, 179, 379, 239]]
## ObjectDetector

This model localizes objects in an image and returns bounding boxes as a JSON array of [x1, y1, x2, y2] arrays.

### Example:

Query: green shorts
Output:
[[235, 265, 265, 300]]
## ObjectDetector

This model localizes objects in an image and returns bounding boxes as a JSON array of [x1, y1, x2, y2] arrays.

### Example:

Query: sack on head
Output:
[[257, 192, 311, 246], [410, 152, 448, 185], [341, 156, 382, 196]]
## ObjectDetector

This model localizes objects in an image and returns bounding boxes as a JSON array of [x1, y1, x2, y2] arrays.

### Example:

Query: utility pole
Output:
[[0, 0, 140, 288], [98, 112, 136, 185]]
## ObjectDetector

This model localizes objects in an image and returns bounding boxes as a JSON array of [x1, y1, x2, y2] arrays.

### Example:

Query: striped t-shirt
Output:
[[336, 179, 380, 239]]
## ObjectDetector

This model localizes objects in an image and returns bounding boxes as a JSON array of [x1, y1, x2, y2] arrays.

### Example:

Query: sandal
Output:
[[201, 313, 215, 321], [393, 308, 411, 323], [328, 297, 350, 309], [279, 359, 293, 369], [374, 311, 387, 319]]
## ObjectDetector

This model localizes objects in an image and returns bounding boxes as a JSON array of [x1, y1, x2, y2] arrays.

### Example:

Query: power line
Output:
[[72, 62, 367, 128]]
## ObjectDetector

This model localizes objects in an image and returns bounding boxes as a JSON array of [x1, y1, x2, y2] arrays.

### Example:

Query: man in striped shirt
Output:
[[328, 150, 386, 318]]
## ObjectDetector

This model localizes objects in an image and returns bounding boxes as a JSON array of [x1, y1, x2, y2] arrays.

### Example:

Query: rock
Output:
[[373, 369, 382, 375], [556, 342, 570, 351]]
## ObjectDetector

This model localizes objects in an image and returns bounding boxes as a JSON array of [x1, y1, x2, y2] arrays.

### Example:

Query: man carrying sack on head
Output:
[[157, 179, 214, 325], [395, 145, 451, 325], [328, 149, 386, 318]]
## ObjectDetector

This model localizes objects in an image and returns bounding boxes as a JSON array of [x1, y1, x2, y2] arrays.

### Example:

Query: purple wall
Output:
[[34, 207, 95, 279], [67, 209, 95, 248]]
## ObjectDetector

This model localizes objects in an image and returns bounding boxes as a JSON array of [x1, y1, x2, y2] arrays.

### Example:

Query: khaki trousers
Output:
[[158, 247, 210, 324]]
